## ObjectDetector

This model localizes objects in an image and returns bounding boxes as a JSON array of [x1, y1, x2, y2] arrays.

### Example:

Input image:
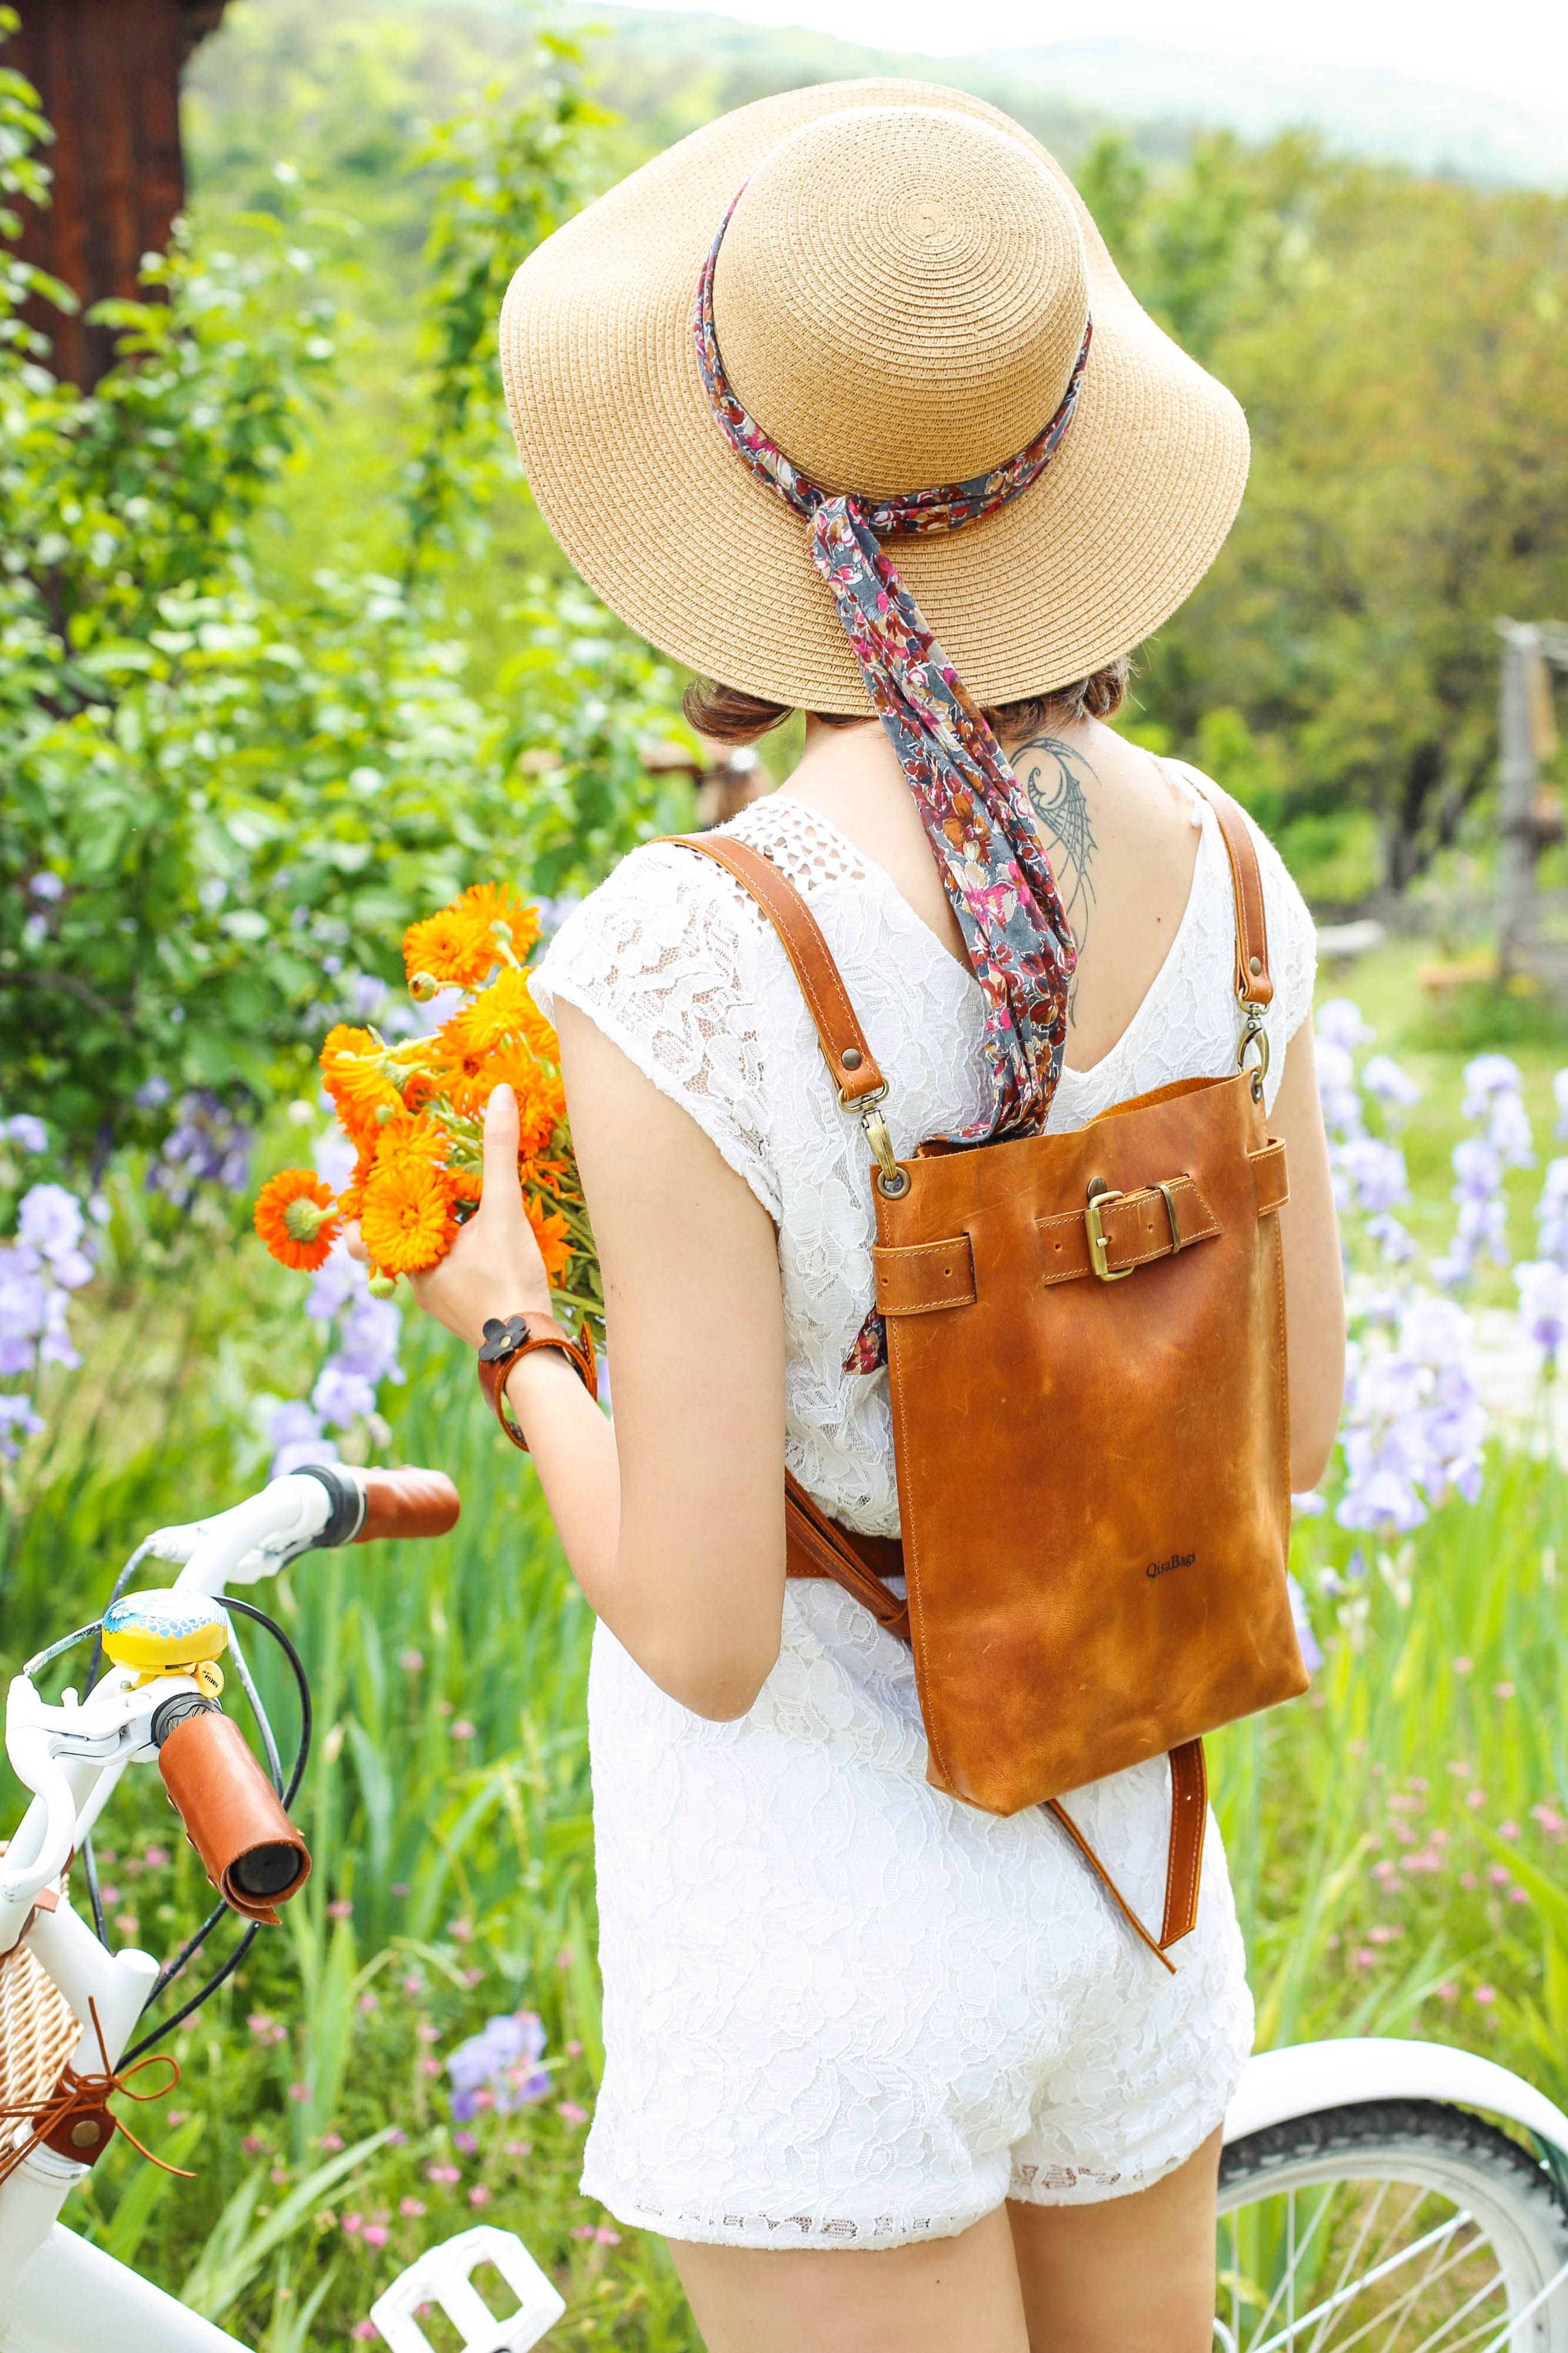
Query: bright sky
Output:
[[611, 0, 1568, 110]]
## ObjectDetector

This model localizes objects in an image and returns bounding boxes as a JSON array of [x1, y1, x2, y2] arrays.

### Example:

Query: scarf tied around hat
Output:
[[694, 188, 1093, 1371]]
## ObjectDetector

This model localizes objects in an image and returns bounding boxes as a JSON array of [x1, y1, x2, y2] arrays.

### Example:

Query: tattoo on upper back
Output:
[[1014, 734, 1098, 1019]]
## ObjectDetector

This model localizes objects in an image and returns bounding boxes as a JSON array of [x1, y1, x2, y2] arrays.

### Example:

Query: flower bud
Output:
[[367, 1269, 399, 1299], [282, 1195, 333, 1244], [408, 972, 440, 1004]]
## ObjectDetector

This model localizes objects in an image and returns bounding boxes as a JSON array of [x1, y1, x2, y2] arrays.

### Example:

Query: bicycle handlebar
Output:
[[351, 1465, 461, 1545], [172, 1464, 462, 1595], [155, 1701, 311, 1924]]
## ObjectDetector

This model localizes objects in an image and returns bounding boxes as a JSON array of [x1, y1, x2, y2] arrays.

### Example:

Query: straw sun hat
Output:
[[499, 78, 1249, 714]]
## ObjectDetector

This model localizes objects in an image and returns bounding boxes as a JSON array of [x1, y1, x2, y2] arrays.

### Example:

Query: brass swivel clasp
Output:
[[840, 1076, 910, 1199], [1236, 995, 1270, 1101]]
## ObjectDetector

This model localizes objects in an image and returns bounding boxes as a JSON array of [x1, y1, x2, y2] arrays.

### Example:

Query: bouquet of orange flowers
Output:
[[253, 884, 601, 1340]]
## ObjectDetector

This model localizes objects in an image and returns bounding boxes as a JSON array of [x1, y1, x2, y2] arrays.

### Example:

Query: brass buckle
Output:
[[1084, 1182, 1133, 1282]]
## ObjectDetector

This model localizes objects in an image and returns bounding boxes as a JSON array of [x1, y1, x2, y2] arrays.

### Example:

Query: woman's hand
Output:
[[354, 1084, 558, 1348]]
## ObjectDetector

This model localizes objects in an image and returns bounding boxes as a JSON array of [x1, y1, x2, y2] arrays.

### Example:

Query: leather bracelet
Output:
[[476, 1314, 598, 1454]]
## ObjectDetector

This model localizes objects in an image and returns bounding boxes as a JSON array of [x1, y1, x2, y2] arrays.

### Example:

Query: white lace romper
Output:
[[529, 776, 1317, 2251]]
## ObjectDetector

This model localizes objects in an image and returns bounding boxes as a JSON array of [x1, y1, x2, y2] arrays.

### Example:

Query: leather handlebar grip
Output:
[[156, 1709, 311, 1925], [352, 1465, 461, 1544]]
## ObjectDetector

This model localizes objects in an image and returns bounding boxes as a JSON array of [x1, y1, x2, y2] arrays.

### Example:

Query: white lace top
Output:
[[528, 780, 1314, 2249], [533, 781, 1316, 1537]]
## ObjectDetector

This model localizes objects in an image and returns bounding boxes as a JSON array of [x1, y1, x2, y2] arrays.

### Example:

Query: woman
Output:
[[403, 82, 1345, 2353]]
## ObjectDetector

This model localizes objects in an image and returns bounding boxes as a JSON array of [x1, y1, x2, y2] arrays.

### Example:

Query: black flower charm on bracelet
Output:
[[478, 1315, 532, 1364]]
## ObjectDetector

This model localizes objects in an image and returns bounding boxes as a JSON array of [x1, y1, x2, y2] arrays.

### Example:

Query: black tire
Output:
[[1216, 2098, 1568, 2351]]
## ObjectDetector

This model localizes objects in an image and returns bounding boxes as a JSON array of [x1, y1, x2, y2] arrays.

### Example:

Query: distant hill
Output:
[[967, 36, 1568, 190], [185, 0, 1568, 202]]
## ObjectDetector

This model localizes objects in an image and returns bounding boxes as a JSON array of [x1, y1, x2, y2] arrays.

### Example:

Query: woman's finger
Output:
[[343, 1219, 368, 1264], [476, 1083, 523, 1225]]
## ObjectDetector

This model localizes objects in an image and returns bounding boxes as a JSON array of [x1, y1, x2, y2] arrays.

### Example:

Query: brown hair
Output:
[[683, 659, 1130, 749]]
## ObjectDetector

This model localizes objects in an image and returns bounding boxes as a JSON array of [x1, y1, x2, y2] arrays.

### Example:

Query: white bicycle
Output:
[[0, 1461, 565, 2353], [4, 1464, 1567, 2353]]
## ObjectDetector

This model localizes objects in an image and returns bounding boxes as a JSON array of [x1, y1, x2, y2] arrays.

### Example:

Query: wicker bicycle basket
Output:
[[0, 1938, 80, 2131]]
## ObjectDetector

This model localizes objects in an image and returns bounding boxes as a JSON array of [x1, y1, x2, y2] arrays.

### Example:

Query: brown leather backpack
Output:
[[675, 774, 1306, 1968]]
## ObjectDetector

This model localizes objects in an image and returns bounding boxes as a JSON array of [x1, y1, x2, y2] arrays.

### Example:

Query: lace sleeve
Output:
[[529, 844, 782, 1223], [1244, 812, 1317, 1055]]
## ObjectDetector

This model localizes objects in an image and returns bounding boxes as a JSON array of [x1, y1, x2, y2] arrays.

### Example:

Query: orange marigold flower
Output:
[[525, 1195, 572, 1285], [442, 968, 558, 1062], [254, 1169, 342, 1272], [457, 881, 541, 965], [359, 1154, 456, 1275], [402, 904, 498, 992], [320, 1025, 403, 1136], [373, 1114, 448, 1169]]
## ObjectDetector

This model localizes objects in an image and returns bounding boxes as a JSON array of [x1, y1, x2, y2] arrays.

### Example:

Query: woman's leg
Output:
[[1006, 2125, 1222, 2353], [668, 2203, 1031, 2353]]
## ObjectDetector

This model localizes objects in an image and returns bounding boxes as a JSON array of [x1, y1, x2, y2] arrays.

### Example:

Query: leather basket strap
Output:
[[669, 835, 888, 1108], [1181, 771, 1273, 1011]]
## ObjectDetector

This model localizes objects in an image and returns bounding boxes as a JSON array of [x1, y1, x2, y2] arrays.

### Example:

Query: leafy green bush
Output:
[[0, 26, 693, 1167]]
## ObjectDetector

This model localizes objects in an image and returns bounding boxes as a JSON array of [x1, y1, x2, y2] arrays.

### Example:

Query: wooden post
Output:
[[0, 0, 228, 388], [1496, 619, 1542, 979]]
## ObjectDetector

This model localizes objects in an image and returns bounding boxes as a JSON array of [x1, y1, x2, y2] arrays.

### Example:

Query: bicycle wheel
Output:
[[1216, 2098, 1568, 2352]]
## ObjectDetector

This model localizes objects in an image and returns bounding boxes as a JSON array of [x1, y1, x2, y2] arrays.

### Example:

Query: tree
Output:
[[1096, 133, 1568, 896]]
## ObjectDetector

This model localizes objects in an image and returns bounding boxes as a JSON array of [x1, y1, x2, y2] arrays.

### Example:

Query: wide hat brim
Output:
[[500, 78, 1250, 713]]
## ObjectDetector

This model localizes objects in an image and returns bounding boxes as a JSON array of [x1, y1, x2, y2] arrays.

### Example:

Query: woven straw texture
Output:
[[0, 1941, 79, 2127], [499, 79, 1249, 712]]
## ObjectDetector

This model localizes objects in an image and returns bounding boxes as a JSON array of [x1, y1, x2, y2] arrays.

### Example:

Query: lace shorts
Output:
[[577, 1595, 1255, 2252]]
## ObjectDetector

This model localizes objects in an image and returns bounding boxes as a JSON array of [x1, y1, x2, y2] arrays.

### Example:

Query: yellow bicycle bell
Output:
[[101, 1591, 229, 1697]]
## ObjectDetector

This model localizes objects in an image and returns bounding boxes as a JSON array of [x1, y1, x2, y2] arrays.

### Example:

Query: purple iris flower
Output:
[[5, 1115, 48, 1154], [1461, 1054, 1523, 1117], [1516, 1259, 1568, 1370], [148, 1092, 254, 1207], [266, 1398, 340, 1478], [446, 2012, 552, 2122], [1361, 1054, 1421, 1110], [18, 1184, 84, 1263], [1316, 999, 1373, 1054], [0, 1396, 44, 1459], [312, 1362, 378, 1431]]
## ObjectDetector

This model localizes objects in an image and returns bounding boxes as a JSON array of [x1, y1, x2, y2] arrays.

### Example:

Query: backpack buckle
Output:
[[1084, 1180, 1134, 1282]]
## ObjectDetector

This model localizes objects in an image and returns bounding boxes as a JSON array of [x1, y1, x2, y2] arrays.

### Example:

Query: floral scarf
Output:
[[693, 188, 1092, 1368]]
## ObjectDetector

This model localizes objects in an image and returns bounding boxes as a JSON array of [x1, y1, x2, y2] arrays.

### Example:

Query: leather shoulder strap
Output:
[[1177, 770, 1274, 1011], [668, 833, 886, 1106]]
